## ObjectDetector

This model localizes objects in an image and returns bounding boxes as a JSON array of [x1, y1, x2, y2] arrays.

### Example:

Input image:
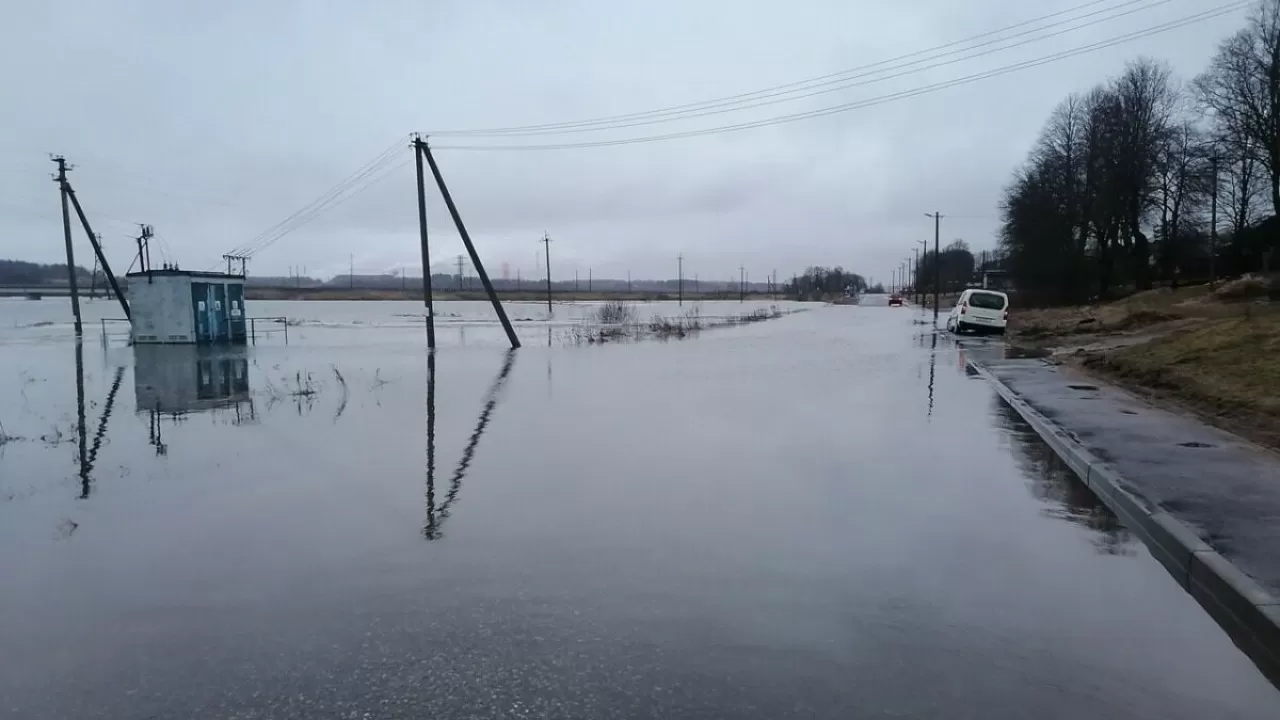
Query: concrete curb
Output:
[[969, 360, 1280, 679]]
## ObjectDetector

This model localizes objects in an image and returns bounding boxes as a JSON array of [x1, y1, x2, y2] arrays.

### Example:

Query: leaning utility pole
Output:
[[419, 138, 520, 348], [540, 232, 553, 314], [55, 157, 130, 322], [926, 211, 943, 319], [54, 156, 83, 335], [678, 254, 684, 306], [417, 136, 442, 348]]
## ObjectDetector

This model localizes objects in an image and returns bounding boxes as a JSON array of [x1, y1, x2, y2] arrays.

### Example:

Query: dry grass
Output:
[[1007, 279, 1280, 449], [1080, 311, 1280, 449]]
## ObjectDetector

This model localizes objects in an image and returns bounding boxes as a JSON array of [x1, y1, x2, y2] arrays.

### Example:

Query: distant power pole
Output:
[[739, 266, 745, 303], [678, 253, 684, 306], [401, 267, 406, 292], [349, 253, 354, 290], [517, 267, 522, 291], [575, 269, 579, 292], [540, 232, 553, 314], [588, 268, 592, 293], [925, 211, 943, 318], [457, 254, 465, 291], [54, 156, 83, 335], [627, 270, 631, 293]]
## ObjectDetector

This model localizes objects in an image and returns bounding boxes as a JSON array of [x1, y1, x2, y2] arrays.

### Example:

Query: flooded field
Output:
[[2, 297, 1278, 718]]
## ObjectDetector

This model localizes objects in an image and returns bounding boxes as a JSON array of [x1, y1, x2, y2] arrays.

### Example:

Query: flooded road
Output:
[[2, 298, 1278, 718]]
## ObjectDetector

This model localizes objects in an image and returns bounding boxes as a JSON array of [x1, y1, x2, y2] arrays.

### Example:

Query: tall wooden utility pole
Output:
[[540, 232, 553, 314], [54, 156, 83, 335], [419, 138, 520, 348], [926, 212, 943, 319], [678, 254, 684, 307], [413, 135, 436, 349]]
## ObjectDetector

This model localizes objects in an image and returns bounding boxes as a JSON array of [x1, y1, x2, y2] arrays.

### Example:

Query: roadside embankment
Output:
[[1006, 277, 1280, 451]]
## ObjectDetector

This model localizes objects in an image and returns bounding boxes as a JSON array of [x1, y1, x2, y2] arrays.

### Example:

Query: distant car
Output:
[[947, 289, 1009, 335], [888, 294, 904, 307]]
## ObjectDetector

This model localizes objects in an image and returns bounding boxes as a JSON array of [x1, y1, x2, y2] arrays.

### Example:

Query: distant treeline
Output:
[[254, 273, 775, 294], [783, 266, 868, 300], [0, 259, 95, 286]]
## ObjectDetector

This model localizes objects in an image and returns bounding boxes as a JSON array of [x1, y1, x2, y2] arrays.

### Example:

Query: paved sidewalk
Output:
[[972, 356, 1280, 678]]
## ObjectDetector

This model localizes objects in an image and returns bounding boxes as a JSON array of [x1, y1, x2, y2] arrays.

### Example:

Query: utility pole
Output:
[[1210, 153, 1219, 289], [739, 266, 745, 303], [412, 135, 436, 349], [54, 156, 82, 335], [575, 269, 579, 293], [588, 268, 592, 293], [457, 254, 465, 291], [136, 224, 153, 275], [89, 236, 101, 299], [419, 138, 519, 348], [349, 254, 354, 290], [401, 267, 405, 292], [926, 212, 943, 319], [678, 254, 684, 306], [517, 267, 522, 292], [916, 239, 927, 305], [540, 232, 553, 314]]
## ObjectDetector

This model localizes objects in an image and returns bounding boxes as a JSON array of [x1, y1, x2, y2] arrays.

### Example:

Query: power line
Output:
[[223, 135, 407, 259], [433, 2, 1247, 152], [240, 155, 409, 260], [431, 0, 1167, 138]]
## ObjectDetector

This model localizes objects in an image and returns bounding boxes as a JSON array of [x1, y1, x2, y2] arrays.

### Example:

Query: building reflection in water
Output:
[[424, 350, 517, 540], [994, 400, 1136, 556], [133, 345, 255, 456]]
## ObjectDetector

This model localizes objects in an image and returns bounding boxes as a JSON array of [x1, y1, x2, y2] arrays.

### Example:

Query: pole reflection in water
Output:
[[424, 349, 518, 540], [927, 330, 938, 419], [73, 341, 126, 499]]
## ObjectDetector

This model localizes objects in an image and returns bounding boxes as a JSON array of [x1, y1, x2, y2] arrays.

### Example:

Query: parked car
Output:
[[947, 289, 1008, 335], [888, 294, 904, 307]]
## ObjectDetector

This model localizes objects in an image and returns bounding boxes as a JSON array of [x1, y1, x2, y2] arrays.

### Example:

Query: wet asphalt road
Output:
[[2, 300, 1279, 718]]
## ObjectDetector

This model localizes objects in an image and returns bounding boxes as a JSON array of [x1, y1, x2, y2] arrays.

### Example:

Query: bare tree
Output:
[[1110, 58, 1179, 290], [1195, 0, 1280, 214]]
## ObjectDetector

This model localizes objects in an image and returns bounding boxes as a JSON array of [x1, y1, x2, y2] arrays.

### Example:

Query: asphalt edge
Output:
[[968, 359, 1280, 681]]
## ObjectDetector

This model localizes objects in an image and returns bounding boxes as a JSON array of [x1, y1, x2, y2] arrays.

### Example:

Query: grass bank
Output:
[[1007, 277, 1280, 450]]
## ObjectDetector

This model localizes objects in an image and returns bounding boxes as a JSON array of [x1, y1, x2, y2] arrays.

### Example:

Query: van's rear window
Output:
[[969, 292, 1006, 310]]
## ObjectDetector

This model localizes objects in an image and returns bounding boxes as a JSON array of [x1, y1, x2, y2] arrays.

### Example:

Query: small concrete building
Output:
[[126, 269, 247, 344]]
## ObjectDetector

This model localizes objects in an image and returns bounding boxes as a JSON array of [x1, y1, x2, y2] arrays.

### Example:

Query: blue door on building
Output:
[[191, 282, 230, 344], [227, 283, 246, 343]]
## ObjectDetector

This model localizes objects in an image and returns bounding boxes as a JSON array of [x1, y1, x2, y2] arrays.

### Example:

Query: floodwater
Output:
[[1, 297, 1278, 719]]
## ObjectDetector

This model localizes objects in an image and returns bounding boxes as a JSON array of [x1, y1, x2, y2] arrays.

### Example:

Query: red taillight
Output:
[[1003, 310, 1009, 320]]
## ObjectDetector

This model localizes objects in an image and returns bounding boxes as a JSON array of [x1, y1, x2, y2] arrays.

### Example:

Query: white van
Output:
[[947, 289, 1009, 335]]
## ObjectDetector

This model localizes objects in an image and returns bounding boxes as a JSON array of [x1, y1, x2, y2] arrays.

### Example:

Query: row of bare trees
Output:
[[1000, 0, 1280, 305]]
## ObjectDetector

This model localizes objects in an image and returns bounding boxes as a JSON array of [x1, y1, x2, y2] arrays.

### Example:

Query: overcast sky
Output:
[[0, 0, 1249, 285]]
